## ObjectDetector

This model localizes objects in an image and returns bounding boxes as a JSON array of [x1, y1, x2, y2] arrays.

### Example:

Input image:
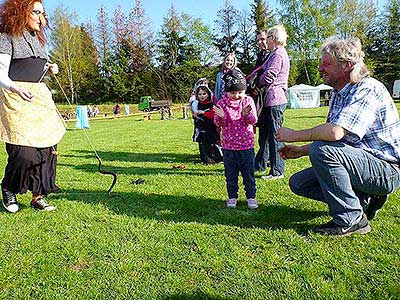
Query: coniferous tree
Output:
[[214, 0, 240, 55], [251, 0, 275, 31], [126, 0, 154, 73], [76, 24, 100, 102], [94, 5, 114, 101], [366, 0, 400, 89], [155, 6, 208, 102], [180, 13, 219, 66], [101, 6, 133, 102], [112, 5, 127, 43], [236, 10, 257, 74], [95, 6, 112, 66]]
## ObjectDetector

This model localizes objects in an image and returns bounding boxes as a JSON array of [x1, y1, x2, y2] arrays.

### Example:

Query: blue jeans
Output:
[[223, 149, 256, 199], [266, 104, 286, 176], [289, 141, 400, 226], [254, 108, 269, 172]]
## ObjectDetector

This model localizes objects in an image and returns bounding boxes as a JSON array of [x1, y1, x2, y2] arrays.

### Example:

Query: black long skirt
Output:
[[1, 143, 59, 195]]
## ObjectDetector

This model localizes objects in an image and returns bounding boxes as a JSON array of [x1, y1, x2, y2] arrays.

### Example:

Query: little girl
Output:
[[193, 85, 221, 164], [214, 69, 258, 209]]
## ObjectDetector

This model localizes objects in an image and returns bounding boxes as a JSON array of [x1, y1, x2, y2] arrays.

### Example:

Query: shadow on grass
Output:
[[161, 292, 234, 300], [57, 162, 223, 177], [62, 150, 199, 164], [50, 188, 325, 236], [58, 150, 223, 176]]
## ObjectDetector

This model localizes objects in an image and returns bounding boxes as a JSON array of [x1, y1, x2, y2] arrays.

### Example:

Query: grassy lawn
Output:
[[0, 107, 399, 299]]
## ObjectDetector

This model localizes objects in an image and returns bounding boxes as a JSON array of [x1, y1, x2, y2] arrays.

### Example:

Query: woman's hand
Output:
[[47, 63, 59, 75], [10, 85, 34, 102]]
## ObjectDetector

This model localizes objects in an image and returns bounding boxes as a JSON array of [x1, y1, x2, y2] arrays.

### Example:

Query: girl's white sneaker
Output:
[[226, 198, 237, 208], [247, 198, 258, 210]]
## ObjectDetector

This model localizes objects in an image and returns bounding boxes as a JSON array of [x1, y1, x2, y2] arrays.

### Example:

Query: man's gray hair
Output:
[[321, 36, 369, 84]]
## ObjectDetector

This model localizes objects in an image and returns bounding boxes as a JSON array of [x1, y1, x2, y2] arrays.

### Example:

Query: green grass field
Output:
[[0, 107, 399, 299]]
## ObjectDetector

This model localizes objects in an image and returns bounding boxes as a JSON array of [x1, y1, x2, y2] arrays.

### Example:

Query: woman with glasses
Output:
[[257, 24, 290, 180], [0, 0, 66, 212]]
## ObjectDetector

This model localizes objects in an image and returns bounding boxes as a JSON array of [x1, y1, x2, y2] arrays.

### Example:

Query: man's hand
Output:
[[214, 106, 224, 118], [278, 144, 309, 160], [10, 85, 34, 102], [242, 104, 251, 117], [277, 127, 299, 142]]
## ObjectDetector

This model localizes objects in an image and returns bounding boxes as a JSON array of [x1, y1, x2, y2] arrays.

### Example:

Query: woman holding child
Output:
[[257, 24, 290, 180]]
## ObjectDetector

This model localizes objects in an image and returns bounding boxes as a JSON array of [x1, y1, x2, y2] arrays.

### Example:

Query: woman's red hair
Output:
[[0, 0, 46, 44]]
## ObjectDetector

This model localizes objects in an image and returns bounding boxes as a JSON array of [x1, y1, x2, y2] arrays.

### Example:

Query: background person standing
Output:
[[214, 53, 238, 102], [258, 25, 290, 180], [249, 30, 271, 173]]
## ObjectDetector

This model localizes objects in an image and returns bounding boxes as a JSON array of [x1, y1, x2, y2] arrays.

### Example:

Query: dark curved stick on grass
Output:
[[95, 153, 125, 201]]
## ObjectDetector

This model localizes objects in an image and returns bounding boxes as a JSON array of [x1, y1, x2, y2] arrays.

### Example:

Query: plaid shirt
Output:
[[327, 76, 400, 163]]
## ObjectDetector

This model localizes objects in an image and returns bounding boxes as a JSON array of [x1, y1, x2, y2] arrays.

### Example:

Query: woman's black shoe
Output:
[[2, 188, 19, 213]]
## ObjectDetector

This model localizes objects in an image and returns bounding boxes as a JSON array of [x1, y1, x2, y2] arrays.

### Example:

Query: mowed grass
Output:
[[0, 107, 399, 300]]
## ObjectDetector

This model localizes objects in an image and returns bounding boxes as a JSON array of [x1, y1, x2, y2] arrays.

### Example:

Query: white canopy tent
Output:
[[288, 84, 333, 109]]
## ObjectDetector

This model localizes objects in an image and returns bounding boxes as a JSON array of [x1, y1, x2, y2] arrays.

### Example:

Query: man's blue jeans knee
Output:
[[290, 141, 400, 226]]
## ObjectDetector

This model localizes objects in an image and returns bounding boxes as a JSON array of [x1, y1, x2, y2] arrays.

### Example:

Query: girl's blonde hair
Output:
[[222, 53, 237, 71]]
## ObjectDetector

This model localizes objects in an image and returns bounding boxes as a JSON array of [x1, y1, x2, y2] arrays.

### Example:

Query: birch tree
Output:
[[50, 7, 82, 103]]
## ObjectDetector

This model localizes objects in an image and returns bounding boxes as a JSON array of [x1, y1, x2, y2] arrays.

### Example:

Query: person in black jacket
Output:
[[247, 30, 270, 173]]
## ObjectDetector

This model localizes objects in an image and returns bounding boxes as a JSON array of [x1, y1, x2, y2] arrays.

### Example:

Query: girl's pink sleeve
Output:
[[243, 96, 257, 125], [214, 101, 225, 126], [214, 114, 224, 127]]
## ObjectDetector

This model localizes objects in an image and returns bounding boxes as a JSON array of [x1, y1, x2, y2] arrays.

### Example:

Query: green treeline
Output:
[[47, 0, 400, 104]]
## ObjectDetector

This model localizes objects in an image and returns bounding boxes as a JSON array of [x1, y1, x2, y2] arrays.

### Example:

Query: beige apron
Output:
[[0, 82, 66, 147]]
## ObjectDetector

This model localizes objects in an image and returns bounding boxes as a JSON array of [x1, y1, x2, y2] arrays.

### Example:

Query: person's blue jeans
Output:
[[223, 148, 256, 199], [254, 108, 269, 172], [289, 141, 400, 226], [266, 104, 286, 176]]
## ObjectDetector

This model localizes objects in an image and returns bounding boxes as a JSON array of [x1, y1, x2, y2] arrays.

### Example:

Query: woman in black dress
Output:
[[0, 0, 66, 212]]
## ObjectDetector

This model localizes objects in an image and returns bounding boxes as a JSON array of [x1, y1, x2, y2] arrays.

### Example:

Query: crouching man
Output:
[[277, 36, 400, 236]]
